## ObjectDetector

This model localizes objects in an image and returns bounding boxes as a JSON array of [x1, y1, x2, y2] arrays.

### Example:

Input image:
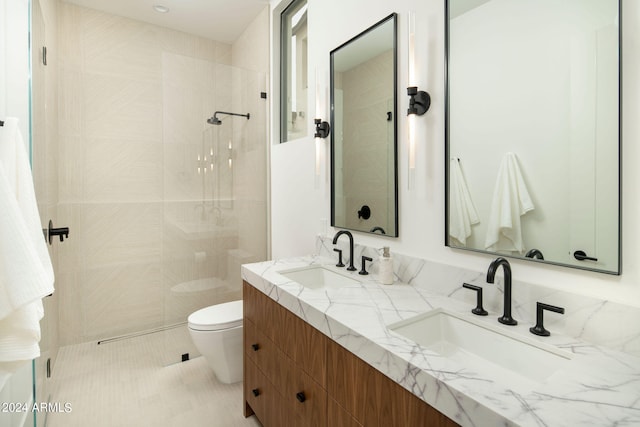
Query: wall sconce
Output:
[[406, 10, 430, 190], [407, 87, 430, 116], [314, 118, 330, 138], [315, 68, 329, 189]]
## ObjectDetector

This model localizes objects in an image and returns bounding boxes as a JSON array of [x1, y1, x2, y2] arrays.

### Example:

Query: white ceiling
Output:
[[63, 0, 270, 43]]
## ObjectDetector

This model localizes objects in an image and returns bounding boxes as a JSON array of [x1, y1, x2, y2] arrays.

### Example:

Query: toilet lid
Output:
[[188, 300, 243, 331]]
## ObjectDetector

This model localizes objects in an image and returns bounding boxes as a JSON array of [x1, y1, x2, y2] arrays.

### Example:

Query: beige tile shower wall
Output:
[[57, 2, 233, 345]]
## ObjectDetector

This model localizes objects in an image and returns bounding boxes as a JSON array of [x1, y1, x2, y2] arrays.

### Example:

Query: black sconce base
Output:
[[314, 118, 331, 138], [407, 86, 431, 116]]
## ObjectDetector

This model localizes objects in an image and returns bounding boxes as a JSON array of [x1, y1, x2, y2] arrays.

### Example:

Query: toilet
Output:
[[187, 300, 243, 384]]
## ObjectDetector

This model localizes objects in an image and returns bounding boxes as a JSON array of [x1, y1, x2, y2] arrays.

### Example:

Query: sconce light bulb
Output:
[[408, 114, 416, 170]]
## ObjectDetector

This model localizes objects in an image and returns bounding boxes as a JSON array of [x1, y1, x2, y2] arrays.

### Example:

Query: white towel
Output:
[[0, 118, 54, 390], [484, 152, 534, 253], [449, 158, 479, 245]]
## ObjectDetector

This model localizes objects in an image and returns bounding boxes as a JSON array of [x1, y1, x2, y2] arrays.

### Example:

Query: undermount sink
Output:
[[278, 265, 361, 290], [388, 308, 572, 386]]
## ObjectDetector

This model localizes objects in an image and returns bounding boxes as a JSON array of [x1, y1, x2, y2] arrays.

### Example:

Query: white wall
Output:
[[0, 0, 30, 142], [270, 0, 640, 307]]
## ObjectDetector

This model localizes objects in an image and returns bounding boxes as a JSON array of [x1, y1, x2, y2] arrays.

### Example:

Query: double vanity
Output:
[[246, 0, 629, 424], [242, 238, 640, 426]]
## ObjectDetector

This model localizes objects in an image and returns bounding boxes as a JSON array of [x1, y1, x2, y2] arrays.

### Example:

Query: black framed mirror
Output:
[[330, 13, 398, 237], [445, 0, 621, 274]]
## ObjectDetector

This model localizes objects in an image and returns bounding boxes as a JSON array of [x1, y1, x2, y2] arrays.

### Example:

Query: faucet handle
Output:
[[462, 283, 488, 316], [333, 248, 345, 267], [359, 256, 373, 275], [529, 302, 565, 337]]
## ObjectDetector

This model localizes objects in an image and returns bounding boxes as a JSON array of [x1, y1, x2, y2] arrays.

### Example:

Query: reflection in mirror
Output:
[[446, 0, 620, 274], [280, 0, 308, 142], [331, 13, 398, 236]]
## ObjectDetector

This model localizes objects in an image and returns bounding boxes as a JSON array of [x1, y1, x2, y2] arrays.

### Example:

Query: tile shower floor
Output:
[[45, 327, 262, 427]]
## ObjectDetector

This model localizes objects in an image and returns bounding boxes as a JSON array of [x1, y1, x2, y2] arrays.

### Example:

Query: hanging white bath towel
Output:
[[0, 118, 54, 391], [449, 158, 479, 246], [484, 152, 534, 253]]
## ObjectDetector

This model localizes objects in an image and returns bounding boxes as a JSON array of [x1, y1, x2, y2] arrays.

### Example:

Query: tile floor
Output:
[[45, 327, 262, 427]]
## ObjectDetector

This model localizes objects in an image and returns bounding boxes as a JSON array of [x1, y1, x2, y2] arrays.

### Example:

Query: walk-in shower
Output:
[[206, 111, 250, 125]]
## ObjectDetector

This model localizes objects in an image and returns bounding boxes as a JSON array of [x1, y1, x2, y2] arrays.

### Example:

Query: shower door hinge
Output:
[[42, 46, 48, 66]]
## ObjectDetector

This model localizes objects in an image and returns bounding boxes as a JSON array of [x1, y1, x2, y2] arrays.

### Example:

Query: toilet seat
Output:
[[188, 300, 243, 331]]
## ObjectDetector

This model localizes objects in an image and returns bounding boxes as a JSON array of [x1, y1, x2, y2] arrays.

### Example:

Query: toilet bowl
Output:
[[187, 300, 243, 384]]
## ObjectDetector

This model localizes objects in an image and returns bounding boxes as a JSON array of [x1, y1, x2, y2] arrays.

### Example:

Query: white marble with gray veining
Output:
[[242, 238, 640, 427]]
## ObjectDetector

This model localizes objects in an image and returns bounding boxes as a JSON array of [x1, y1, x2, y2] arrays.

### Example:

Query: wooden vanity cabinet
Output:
[[243, 281, 459, 427], [244, 282, 327, 427]]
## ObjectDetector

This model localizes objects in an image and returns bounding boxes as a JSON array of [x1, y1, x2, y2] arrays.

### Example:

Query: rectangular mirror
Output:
[[331, 13, 398, 237], [445, 0, 621, 274]]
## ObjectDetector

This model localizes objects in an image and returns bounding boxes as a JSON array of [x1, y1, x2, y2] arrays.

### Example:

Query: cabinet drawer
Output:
[[244, 318, 269, 367], [243, 281, 296, 358], [245, 317, 294, 393], [243, 282, 262, 326], [244, 358, 286, 427], [286, 366, 327, 427], [244, 357, 268, 422], [244, 281, 327, 387]]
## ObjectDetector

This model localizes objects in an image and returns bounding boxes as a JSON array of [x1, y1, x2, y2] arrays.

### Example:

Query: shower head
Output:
[[206, 111, 250, 126], [206, 116, 222, 125]]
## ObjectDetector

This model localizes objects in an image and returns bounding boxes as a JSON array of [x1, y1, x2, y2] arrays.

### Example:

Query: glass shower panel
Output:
[[161, 56, 267, 366], [30, 0, 60, 425]]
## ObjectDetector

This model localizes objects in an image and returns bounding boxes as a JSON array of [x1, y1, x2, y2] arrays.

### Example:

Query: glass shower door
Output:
[[160, 56, 268, 366]]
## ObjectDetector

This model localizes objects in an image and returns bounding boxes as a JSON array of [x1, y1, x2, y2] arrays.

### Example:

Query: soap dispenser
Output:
[[379, 247, 394, 285]]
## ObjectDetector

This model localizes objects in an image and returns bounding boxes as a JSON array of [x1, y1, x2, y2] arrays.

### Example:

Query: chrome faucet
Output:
[[486, 257, 517, 325], [332, 230, 357, 271]]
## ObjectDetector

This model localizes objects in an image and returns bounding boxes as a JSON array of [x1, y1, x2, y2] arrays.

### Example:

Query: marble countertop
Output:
[[242, 255, 640, 427]]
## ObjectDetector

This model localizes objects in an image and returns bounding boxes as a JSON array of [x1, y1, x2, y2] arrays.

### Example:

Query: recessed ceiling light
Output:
[[153, 5, 170, 13]]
